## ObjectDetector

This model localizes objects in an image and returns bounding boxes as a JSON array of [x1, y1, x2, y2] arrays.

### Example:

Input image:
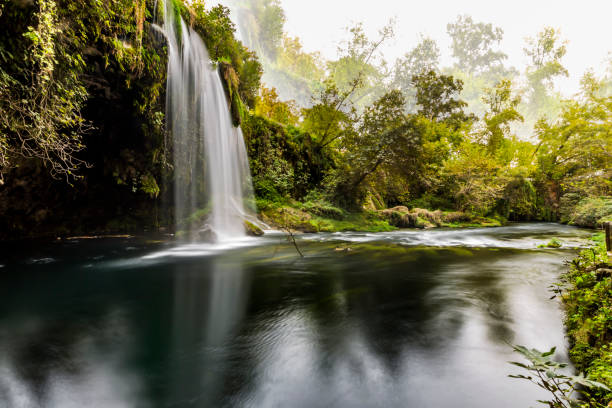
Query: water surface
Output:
[[0, 223, 594, 407]]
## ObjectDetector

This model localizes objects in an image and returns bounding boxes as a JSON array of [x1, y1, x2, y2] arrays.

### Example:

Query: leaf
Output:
[[568, 374, 611, 391]]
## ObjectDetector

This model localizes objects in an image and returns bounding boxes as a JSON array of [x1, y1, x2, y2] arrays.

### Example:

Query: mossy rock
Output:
[[539, 238, 562, 248], [244, 220, 264, 237]]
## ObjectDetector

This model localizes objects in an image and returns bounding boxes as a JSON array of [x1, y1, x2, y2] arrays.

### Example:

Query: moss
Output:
[[258, 201, 395, 233], [244, 220, 264, 236], [538, 238, 562, 248]]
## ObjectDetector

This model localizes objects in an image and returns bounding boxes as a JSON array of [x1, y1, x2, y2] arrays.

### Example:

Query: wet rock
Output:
[[245, 220, 264, 237]]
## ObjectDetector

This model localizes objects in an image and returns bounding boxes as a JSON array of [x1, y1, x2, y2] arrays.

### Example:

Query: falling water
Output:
[[159, 0, 254, 242]]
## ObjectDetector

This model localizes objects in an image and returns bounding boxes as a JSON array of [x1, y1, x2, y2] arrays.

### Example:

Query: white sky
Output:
[[217, 0, 612, 95]]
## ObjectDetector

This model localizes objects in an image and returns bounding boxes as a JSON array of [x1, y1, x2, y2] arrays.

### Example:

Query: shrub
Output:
[[569, 197, 612, 228]]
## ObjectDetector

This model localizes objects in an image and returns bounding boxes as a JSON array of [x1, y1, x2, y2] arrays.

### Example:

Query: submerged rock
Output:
[[198, 224, 218, 242]]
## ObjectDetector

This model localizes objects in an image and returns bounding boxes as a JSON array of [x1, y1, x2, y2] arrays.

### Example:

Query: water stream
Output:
[[0, 224, 596, 407]]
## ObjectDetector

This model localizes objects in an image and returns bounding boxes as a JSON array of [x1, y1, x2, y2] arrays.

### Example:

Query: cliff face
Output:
[[0, 0, 265, 239], [0, 0, 170, 239]]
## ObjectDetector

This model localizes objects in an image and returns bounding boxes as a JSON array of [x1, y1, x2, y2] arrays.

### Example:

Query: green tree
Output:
[[412, 70, 473, 126], [331, 90, 412, 206], [535, 73, 612, 199], [255, 86, 299, 125], [301, 79, 357, 148], [229, 0, 322, 107], [442, 142, 505, 214], [480, 79, 524, 153]]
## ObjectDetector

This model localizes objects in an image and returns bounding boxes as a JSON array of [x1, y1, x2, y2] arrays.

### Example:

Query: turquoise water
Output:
[[0, 223, 593, 407]]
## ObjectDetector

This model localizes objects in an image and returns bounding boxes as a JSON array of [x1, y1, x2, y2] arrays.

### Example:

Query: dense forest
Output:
[[0, 0, 610, 238]]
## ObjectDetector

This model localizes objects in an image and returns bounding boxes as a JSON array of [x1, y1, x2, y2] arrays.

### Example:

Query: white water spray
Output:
[[159, 0, 255, 242]]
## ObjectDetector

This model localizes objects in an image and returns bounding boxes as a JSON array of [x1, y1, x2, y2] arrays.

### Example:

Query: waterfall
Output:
[[159, 0, 255, 243]]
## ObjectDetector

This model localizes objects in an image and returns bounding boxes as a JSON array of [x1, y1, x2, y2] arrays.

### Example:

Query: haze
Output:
[[215, 0, 612, 96]]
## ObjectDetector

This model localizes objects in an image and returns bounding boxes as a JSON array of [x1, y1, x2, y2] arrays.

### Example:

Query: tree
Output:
[[480, 79, 523, 153], [442, 142, 506, 214], [327, 21, 395, 110], [446, 15, 507, 74], [535, 73, 612, 197], [255, 86, 299, 125], [331, 90, 414, 206], [523, 27, 568, 123], [301, 79, 357, 148], [412, 70, 472, 125], [228, 0, 322, 107], [393, 35, 440, 112]]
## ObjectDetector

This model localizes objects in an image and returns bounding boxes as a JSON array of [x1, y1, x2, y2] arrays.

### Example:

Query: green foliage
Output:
[[182, 1, 263, 109], [509, 345, 610, 407], [327, 21, 394, 110], [242, 114, 333, 200], [412, 70, 474, 126], [442, 142, 504, 214], [330, 90, 414, 207], [0, 0, 89, 182], [480, 79, 524, 153], [300, 199, 346, 220], [561, 241, 612, 406], [229, 0, 322, 107], [255, 86, 299, 125], [564, 197, 612, 229], [497, 176, 538, 221], [301, 79, 357, 148], [257, 199, 395, 233]]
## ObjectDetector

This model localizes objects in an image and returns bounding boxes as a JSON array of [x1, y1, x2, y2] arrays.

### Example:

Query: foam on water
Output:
[[302, 223, 593, 249]]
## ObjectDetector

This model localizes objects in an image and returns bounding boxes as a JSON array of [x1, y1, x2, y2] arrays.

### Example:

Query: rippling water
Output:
[[0, 224, 594, 407]]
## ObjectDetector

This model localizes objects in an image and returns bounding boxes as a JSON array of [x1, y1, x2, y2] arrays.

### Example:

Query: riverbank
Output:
[[256, 198, 504, 233], [562, 232, 612, 405]]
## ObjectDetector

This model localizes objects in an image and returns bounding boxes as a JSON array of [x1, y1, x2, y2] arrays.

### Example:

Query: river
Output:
[[0, 223, 594, 407]]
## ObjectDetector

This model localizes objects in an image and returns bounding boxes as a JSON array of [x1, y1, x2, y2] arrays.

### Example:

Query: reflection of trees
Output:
[[0, 241, 554, 407], [228, 245, 520, 405]]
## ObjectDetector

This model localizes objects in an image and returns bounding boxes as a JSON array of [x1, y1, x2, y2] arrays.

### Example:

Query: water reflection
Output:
[[0, 309, 143, 408], [168, 257, 250, 406], [0, 224, 589, 407]]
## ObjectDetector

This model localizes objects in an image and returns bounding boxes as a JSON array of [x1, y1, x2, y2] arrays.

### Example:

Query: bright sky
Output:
[[218, 0, 612, 95]]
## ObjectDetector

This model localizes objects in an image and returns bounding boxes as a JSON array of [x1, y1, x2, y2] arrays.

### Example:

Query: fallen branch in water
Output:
[[282, 212, 304, 258], [282, 227, 304, 258]]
